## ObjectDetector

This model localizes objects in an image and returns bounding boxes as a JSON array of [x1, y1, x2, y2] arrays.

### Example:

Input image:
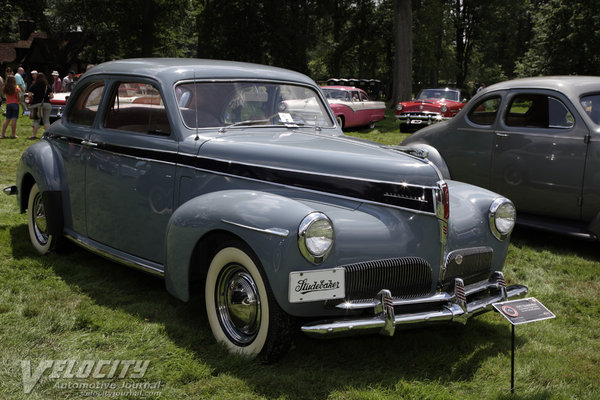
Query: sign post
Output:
[[493, 297, 555, 393]]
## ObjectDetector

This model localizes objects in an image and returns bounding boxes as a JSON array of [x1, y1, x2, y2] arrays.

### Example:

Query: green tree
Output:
[[515, 0, 600, 76]]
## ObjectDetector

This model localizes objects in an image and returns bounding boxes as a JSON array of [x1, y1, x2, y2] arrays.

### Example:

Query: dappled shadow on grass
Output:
[[7, 223, 526, 399], [510, 226, 600, 263]]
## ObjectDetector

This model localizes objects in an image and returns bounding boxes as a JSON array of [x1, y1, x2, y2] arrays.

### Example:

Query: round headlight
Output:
[[489, 198, 516, 240], [440, 105, 448, 113], [298, 212, 334, 264], [396, 104, 403, 111]]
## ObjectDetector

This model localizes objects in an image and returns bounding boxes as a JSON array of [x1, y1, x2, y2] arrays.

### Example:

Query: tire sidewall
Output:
[[205, 246, 270, 356], [27, 183, 54, 255]]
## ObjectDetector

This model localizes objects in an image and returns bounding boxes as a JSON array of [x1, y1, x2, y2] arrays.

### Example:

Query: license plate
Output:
[[410, 120, 422, 124], [289, 268, 345, 303]]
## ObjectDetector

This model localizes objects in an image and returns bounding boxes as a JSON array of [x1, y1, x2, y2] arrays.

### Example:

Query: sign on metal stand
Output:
[[493, 297, 555, 394]]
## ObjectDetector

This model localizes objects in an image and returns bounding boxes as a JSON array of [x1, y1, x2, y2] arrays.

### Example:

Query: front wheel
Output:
[[27, 183, 57, 254], [205, 243, 292, 362]]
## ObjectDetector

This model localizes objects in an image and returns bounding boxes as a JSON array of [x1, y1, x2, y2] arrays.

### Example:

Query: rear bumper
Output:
[[3, 186, 17, 196], [301, 272, 528, 337]]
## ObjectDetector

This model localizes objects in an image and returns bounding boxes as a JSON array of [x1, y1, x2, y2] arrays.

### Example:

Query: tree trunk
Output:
[[392, 0, 413, 107], [141, 0, 154, 57]]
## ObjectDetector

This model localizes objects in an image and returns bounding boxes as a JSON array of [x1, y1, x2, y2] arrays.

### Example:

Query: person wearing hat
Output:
[[51, 70, 62, 93]]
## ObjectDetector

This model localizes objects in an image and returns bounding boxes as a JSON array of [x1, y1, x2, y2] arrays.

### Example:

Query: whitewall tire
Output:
[[27, 183, 56, 255], [205, 242, 292, 362]]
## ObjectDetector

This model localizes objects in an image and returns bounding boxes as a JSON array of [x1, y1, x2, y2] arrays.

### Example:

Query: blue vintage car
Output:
[[5, 59, 527, 361]]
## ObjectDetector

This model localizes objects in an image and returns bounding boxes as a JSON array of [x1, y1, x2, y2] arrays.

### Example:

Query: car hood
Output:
[[195, 129, 442, 214], [400, 99, 461, 112]]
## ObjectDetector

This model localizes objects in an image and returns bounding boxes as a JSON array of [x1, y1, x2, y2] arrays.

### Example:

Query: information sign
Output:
[[493, 297, 555, 325]]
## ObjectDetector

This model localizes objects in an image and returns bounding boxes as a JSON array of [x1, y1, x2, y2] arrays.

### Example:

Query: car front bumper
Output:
[[50, 105, 64, 120], [395, 113, 450, 126], [301, 272, 528, 337]]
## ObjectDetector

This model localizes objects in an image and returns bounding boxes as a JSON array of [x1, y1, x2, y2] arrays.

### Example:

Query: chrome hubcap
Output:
[[32, 192, 49, 245], [216, 263, 261, 346]]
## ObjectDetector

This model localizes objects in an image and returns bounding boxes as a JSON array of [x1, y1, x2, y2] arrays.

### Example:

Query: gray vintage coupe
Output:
[[403, 76, 600, 240], [5, 59, 527, 361]]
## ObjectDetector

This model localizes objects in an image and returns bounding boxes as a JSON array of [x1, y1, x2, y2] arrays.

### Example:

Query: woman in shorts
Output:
[[28, 72, 53, 140], [1, 75, 21, 138]]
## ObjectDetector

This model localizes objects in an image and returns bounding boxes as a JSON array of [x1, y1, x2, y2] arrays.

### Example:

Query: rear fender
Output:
[[164, 190, 315, 302]]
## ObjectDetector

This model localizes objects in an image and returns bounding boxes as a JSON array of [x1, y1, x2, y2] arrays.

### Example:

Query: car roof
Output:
[[84, 58, 316, 87], [322, 86, 366, 92], [483, 76, 600, 98]]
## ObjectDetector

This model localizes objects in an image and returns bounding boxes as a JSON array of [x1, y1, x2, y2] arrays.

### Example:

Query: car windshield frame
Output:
[[175, 80, 335, 133], [417, 89, 460, 102]]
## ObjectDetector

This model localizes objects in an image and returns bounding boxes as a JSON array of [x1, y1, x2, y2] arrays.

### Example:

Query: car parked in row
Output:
[[5, 59, 527, 361], [403, 76, 600, 240], [396, 88, 468, 131], [321, 85, 385, 129]]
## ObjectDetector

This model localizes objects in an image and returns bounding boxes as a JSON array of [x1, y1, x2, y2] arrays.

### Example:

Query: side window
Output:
[[468, 96, 501, 126], [68, 83, 104, 126], [359, 92, 369, 101], [581, 94, 600, 125], [505, 94, 574, 129], [104, 82, 171, 136]]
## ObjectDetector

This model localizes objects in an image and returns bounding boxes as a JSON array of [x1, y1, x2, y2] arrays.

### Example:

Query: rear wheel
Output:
[[27, 183, 57, 254], [336, 115, 344, 129], [205, 242, 292, 362]]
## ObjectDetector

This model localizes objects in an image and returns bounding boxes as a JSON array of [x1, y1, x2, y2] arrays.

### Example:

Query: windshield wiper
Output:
[[218, 119, 270, 133]]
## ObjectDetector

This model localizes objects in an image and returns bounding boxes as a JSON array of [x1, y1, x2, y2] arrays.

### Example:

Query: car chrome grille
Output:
[[341, 257, 432, 300], [444, 247, 493, 286]]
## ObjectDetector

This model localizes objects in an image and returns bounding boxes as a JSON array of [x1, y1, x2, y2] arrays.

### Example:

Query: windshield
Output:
[[176, 81, 334, 131], [581, 94, 600, 125], [322, 88, 351, 102], [417, 89, 460, 101]]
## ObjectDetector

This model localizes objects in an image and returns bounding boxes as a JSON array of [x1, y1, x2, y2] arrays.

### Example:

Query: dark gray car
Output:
[[403, 76, 600, 240]]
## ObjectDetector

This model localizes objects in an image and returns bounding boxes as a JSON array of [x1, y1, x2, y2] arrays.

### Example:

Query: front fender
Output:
[[164, 190, 315, 302], [445, 180, 511, 272], [16, 140, 65, 211]]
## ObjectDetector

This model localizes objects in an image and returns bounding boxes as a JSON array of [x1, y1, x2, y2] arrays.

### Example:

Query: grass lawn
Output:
[[0, 112, 598, 399]]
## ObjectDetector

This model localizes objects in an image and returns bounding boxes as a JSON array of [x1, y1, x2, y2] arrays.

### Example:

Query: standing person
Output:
[[51, 71, 62, 93], [62, 71, 75, 92], [29, 70, 38, 87], [1, 75, 21, 138], [28, 72, 53, 140], [15, 67, 27, 114]]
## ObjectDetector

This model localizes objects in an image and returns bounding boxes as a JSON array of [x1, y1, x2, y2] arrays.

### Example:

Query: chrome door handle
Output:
[[81, 140, 98, 147], [495, 132, 509, 137]]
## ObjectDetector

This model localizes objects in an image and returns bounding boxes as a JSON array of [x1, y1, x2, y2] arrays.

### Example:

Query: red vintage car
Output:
[[395, 88, 468, 131], [321, 86, 385, 129]]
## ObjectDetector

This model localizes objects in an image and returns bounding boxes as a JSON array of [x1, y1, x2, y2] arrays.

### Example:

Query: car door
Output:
[[437, 94, 504, 189], [85, 80, 177, 265], [491, 90, 588, 219], [52, 80, 105, 235]]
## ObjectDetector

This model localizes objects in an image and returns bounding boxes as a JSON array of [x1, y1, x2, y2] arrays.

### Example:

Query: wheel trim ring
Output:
[[32, 191, 49, 245], [215, 263, 262, 346]]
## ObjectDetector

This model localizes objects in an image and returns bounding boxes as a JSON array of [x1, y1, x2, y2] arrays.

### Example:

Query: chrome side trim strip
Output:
[[64, 232, 165, 277], [221, 219, 290, 237]]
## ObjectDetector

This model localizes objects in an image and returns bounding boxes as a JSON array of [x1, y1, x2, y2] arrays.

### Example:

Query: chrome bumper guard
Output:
[[3, 186, 17, 196], [301, 272, 528, 338], [395, 114, 450, 124]]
